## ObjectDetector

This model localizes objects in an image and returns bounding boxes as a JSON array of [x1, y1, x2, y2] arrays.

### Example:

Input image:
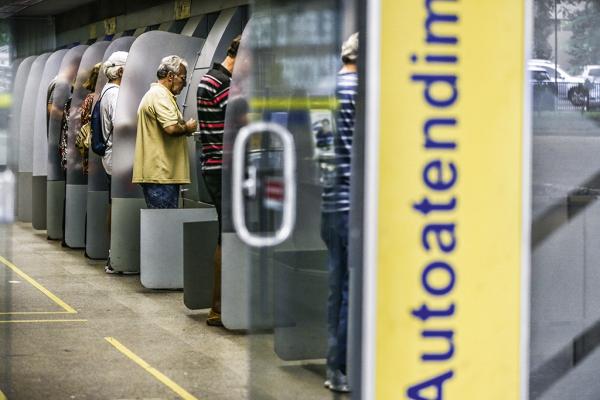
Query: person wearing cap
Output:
[[196, 35, 240, 327], [100, 51, 127, 178], [132, 55, 196, 209], [320, 32, 359, 394], [100, 51, 127, 274]]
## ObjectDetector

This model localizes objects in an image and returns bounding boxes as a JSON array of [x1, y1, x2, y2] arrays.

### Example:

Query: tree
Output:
[[565, 0, 600, 66], [534, 0, 555, 59]]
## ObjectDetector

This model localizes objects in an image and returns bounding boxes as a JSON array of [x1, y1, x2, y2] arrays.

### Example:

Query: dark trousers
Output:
[[141, 183, 180, 209], [202, 171, 222, 244], [202, 170, 222, 314], [321, 211, 349, 374]]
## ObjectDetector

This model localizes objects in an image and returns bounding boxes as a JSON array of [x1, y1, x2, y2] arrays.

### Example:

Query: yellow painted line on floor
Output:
[[0, 388, 6, 400], [0, 319, 87, 324], [0, 255, 77, 314], [0, 311, 73, 316], [105, 337, 198, 400]]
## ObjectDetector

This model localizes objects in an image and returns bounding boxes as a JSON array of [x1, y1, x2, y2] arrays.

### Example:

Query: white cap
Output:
[[106, 51, 128, 67], [341, 32, 359, 63]]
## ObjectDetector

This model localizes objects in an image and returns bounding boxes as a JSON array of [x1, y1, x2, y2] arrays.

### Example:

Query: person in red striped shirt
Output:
[[196, 35, 241, 327]]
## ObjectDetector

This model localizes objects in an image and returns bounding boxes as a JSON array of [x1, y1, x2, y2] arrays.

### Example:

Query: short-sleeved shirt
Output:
[[196, 63, 231, 172], [99, 83, 119, 175], [132, 83, 190, 184]]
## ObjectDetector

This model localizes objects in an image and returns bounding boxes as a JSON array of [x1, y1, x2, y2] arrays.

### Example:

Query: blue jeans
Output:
[[141, 184, 180, 209], [321, 211, 349, 374]]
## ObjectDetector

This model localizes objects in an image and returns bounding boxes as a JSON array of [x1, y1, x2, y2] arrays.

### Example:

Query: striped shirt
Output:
[[321, 72, 358, 213], [197, 63, 231, 171]]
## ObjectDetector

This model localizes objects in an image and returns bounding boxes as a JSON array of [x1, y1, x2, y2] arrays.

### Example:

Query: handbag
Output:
[[76, 122, 91, 157]]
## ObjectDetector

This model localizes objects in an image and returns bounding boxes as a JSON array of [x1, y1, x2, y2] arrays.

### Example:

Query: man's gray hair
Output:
[[156, 55, 188, 79]]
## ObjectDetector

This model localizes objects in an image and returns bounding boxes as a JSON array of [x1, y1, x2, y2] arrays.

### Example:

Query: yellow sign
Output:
[[104, 17, 117, 35], [175, 0, 191, 20], [375, 0, 526, 398]]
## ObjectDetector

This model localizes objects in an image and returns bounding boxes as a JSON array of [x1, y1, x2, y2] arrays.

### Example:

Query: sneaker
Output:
[[328, 370, 350, 393], [206, 309, 224, 327], [104, 262, 119, 274], [104, 262, 139, 275], [324, 368, 335, 389]]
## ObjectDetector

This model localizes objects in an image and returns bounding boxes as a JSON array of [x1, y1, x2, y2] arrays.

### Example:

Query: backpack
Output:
[[91, 86, 117, 157]]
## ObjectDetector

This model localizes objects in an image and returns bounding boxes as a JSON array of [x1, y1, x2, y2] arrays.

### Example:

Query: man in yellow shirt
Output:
[[133, 55, 197, 208]]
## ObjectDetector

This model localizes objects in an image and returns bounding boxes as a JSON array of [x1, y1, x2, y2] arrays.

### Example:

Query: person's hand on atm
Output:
[[185, 118, 197, 135]]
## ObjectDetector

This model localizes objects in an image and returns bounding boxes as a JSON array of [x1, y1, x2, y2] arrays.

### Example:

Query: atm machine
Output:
[[109, 26, 205, 272], [85, 36, 136, 259], [110, 7, 249, 273], [17, 53, 50, 223], [46, 45, 88, 240], [7, 58, 23, 174], [63, 41, 110, 248], [9, 56, 34, 216], [32, 49, 68, 231], [182, 6, 248, 206]]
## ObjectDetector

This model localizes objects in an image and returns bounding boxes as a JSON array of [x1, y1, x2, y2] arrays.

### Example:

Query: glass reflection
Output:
[[530, 0, 600, 398]]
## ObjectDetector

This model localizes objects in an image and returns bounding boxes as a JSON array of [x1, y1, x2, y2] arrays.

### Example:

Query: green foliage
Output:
[[565, 0, 600, 65], [534, 0, 554, 59]]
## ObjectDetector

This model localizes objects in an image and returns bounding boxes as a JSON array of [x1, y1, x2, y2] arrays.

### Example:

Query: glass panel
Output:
[[530, 1, 600, 398], [222, 1, 358, 397]]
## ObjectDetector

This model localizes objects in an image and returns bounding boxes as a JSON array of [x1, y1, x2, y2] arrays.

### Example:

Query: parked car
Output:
[[529, 66, 557, 110], [580, 65, 600, 82], [528, 59, 585, 104]]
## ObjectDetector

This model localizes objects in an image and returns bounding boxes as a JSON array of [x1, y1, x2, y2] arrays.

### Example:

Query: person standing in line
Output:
[[320, 32, 358, 394], [196, 35, 241, 327], [100, 51, 128, 273], [132, 55, 197, 208], [78, 62, 102, 175]]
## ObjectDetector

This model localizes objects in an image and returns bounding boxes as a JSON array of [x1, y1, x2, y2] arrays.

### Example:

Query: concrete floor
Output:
[[0, 223, 347, 400]]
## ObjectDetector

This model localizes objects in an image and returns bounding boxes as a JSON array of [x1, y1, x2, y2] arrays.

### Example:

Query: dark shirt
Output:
[[196, 63, 232, 172]]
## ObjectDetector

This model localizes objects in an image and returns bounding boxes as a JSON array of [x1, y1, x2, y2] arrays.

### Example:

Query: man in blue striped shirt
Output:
[[320, 32, 359, 394]]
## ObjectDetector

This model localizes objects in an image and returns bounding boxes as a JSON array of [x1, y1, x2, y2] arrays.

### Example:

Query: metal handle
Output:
[[232, 122, 296, 248]]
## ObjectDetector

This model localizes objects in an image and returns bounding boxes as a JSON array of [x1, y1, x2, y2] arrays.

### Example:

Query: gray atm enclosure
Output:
[[18, 54, 50, 223], [183, 7, 247, 205], [46, 45, 88, 240], [110, 31, 203, 272], [86, 37, 136, 259], [9, 56, 35, 214], [7, 58, 23, 171], [64, 41, 109, 248], [32, 50, 69, 231]]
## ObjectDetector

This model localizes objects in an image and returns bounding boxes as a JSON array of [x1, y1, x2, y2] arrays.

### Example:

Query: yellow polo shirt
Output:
[[132, 83, 190, 184]]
